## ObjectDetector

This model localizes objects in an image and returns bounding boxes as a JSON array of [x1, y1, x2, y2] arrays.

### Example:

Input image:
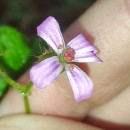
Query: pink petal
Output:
[[67, 34, 102, 63], [37, 16, 64, 55], [30, 56, 63, 88], [65, 64, 93, 102]]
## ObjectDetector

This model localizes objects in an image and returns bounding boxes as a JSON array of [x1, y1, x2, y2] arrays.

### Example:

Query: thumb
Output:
[[0, 114, 102, 130]]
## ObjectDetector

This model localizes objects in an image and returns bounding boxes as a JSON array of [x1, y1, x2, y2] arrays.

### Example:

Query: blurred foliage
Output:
[[0, 26, 30, 99], [0, 26, 30, 71], [0, 0, 95, 35], [0, 79, 7, 99], [31, 37, 49, 58]]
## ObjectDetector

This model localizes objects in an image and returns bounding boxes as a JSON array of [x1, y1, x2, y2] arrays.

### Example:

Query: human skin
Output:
[[0, 0, 130, 129]]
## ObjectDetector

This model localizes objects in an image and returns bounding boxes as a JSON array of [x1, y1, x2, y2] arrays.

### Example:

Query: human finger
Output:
[[0, 114, 102, 130]]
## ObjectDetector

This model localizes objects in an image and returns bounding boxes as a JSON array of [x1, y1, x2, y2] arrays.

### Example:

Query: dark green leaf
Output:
[[0, 78, 8, 99], [0, 26, 30, 71]]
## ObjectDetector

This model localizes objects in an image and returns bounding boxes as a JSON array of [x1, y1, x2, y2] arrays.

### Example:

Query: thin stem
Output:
[[23, 95, 31, 114], [0, 70, 32, 114], [23, 81, 33, 94], [0, 71, 24, 93], [22, 81, 32, 114], [38, 51, 56, 61]]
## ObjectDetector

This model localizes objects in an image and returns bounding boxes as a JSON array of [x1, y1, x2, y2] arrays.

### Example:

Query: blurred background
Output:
[[0, 0, 95, 36], [0, 0, 96, 99]]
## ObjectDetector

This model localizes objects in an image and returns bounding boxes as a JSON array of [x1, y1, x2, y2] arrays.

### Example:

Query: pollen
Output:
[[63, 47, 75, 62], [58, 45, 63, 49], [69, 65, 74, 71]]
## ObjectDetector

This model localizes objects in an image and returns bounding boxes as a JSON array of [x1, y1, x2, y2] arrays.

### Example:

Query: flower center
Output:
[[63, 47, 75, 62]]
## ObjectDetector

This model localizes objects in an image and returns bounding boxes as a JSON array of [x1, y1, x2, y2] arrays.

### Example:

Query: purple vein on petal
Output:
[[74, 52, 102, 63], [30, 56, 63, 88], [65, 64, 93, 102], [37, 16, 65, 55], [67, 34, 98, 53], [66, 34, 102, 63]]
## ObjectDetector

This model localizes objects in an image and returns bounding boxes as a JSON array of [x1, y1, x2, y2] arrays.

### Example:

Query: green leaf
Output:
[[0, 78, 8, 99], [32, 37, 49, 56], [0, 26, 30, 71]]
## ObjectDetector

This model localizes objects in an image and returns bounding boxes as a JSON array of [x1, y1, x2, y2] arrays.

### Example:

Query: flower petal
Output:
[[30, 56, 63, 88], [37, 16, 65, 55], [67, 34, 102, 63], [65, 64, 93, 102]]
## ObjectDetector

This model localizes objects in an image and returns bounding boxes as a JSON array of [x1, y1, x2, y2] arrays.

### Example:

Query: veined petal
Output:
[[37, 16, 65, 55], [67, 34, 102, 63], [65, 64, 93, 102], [30, 56, 63, 88], [74, 52, 102, 63]]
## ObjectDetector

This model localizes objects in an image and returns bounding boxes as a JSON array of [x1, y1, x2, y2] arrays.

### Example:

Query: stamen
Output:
[[58, 45, 63, 49], [69, 65, 74, 71]]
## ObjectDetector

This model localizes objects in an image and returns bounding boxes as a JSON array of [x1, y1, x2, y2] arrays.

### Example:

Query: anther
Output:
[[58, 45, 63, 49], [69, 65, 74, 71]]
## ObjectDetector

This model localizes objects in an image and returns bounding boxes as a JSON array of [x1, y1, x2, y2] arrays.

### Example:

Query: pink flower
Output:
[[30, 16, 102, 102]]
